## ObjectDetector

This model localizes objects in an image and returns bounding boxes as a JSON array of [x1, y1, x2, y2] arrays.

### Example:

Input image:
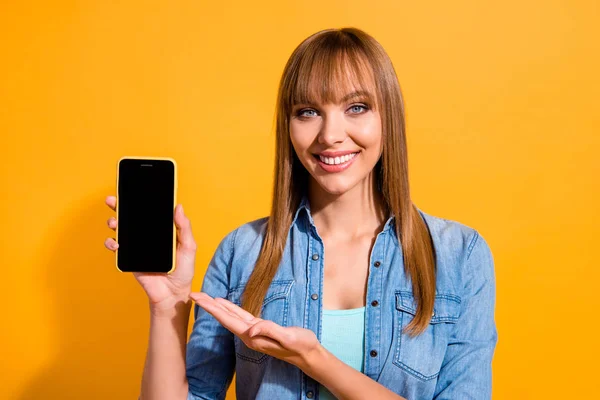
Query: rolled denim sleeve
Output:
[[433, 231, 499, 399], [186, 229, 238, 400]]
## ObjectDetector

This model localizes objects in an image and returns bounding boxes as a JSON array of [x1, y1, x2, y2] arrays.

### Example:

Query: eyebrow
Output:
[[340, 90, 372, 102], [293, 90, 374, 108]]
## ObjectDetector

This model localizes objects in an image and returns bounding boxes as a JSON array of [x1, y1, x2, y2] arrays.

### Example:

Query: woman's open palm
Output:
[[104, 195, 197, 311]]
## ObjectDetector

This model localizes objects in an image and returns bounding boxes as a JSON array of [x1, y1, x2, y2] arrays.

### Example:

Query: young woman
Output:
[[105, 27, 497, 400]]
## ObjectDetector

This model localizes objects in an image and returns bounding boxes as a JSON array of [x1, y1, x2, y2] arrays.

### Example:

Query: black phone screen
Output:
[[117, 158, 175, 273]]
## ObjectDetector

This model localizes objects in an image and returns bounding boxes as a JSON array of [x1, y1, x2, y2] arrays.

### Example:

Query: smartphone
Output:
[[115, 156, 177, 274]]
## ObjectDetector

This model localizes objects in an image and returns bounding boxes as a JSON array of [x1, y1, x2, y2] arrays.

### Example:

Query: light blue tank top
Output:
[[318, 306, 366, 400]]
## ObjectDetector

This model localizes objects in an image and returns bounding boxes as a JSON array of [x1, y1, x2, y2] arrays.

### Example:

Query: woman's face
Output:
[[289, 88, 383, 197]]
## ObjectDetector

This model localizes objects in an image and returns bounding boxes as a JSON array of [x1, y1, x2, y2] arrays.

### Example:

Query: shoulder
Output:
[[417, 208, 480, 254], [214, 215, 270, 268], [207, 216, 270, 289], [211, 216, 269, 261], [224, 216, 269, 249], [416, 208, 495, 290]]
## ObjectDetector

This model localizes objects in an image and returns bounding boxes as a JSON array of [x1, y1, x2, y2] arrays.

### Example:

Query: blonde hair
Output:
[[241, 27, 436, 337]]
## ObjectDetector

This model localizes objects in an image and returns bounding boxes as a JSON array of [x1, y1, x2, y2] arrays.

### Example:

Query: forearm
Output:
[[301, 345, 406, 400], [140, 297, 193, 400]]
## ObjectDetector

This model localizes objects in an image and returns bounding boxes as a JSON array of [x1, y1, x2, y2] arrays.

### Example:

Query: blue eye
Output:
[[349, 104, 368, 114], [297, 109, 317, 117], [294, 103, 369, 119]]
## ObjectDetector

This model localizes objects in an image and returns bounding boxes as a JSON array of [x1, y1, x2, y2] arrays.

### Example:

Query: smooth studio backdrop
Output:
[[1, 1, 598, 399]]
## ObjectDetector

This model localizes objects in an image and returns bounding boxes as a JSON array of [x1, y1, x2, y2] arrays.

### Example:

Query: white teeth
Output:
[[319, 152, 358, 165]]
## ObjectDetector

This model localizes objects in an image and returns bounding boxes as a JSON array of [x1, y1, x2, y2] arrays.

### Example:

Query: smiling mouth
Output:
[[313, 152, 359, 166]]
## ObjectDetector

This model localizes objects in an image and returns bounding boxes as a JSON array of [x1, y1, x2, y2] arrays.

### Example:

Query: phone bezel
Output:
[[115, 156, 178, 274]]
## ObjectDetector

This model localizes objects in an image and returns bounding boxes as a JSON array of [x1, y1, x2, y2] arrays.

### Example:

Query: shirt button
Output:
[[370, 350, 378, 357], [374, 261, 381, 267], [306, 391, 314, 398], [371, 300, 379, 307], [311, 293, 319, 300], [312, 254, 319, 261]]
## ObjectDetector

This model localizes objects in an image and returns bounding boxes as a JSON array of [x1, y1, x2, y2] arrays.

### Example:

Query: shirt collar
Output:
[[291, 194, 314, 228]]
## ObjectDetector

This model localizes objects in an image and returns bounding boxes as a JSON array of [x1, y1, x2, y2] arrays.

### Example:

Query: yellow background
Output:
[[1, 1, 598, 399]]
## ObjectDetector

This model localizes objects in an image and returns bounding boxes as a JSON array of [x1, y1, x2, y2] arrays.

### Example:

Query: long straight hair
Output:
[[241, 27, 436, 337]]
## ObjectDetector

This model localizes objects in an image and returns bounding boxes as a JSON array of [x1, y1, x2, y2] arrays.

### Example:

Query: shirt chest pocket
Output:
[[393, 291, 461, 381], [227, 279, 295, 364]]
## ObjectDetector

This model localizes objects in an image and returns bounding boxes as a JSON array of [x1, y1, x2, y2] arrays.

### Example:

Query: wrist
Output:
[[300, 342, 328, 378], [149, 292, 193, 319]]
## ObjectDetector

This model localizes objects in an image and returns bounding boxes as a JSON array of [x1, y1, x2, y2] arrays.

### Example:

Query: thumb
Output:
[[249, 320, 272, 338], [174, 204, 184, 229], [248, 325, 262, 338], [174, 204, 196, 251]]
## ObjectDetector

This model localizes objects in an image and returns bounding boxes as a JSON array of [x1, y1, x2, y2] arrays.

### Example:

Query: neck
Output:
[[307, 172, 388, 240]]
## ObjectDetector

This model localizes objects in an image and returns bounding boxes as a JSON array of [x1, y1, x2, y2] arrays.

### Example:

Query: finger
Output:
[[248, 320, 288, 343], [107, 217, 117, 231], [174, 204, 196, 252], [247, 335, 282, 353], [208, 297, 241, 318], [214, 297, 258, 322], [104, 237, 119, 251], [190, 293, 257, 327], [190, 293, 229, 313], [106, 195, 116, 211], [191, 293, 249, 335]]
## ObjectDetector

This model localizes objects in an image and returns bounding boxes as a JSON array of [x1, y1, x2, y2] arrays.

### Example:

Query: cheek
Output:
[[353, 115, 382, 151], [289, 123, 315, 154]]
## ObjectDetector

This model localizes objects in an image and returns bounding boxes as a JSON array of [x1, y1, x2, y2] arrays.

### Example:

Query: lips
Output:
[[317, 150, 359, 158], [313, 151, 360, 173], [316, 152, 359, 166]]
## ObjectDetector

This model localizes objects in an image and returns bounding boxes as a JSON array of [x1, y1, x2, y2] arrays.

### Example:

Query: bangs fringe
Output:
[[289, 44, 378, 110]]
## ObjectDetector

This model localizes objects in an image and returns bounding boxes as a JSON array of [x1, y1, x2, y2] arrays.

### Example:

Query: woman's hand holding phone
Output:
[[104, 195, 197, 316]]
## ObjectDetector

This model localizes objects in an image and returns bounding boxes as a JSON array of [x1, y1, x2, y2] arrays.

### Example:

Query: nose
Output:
[[317, 112, 347, 146]]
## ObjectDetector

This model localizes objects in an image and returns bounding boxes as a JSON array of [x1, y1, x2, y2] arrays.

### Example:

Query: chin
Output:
[[313, 177, 358, 196]]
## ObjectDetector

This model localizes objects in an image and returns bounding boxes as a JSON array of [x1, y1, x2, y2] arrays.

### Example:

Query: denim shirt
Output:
[[186, 197, 498, 400]]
